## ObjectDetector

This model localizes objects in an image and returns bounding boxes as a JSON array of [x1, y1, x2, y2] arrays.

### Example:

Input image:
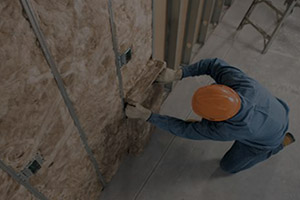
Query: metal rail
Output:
[[107, 0, 126, 115]]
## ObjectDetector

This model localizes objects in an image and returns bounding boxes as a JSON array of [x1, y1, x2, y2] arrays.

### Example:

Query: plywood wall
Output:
[[0, 0, 164, 199]]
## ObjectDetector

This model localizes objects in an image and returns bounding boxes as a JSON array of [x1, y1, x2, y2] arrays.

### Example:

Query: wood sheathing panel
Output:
[[1, 0, 164, 198], [0, 0, 101, 199]]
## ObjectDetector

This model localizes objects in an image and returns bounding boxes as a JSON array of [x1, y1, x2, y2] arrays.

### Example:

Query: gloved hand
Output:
[[125, 102, 152, 121], [155, 68, 183, 83]]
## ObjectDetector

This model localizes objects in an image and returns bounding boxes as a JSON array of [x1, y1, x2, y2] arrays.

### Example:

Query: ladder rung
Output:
[[263, 0, 284, 16], [244, 17, 271, 40]]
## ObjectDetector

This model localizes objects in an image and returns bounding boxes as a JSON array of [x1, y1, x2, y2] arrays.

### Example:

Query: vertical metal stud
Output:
[[174, 0, 189, 69], [164, 0, 189, 90], [165, 0, 181, 70], [181, 0, 204, 65], [152, 0, 167, 61], [211, 0, 225, 25], [197, 0, 216, 45]]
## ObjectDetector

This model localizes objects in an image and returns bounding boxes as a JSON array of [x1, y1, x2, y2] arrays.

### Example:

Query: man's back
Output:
[[226, 75, 289, 149]]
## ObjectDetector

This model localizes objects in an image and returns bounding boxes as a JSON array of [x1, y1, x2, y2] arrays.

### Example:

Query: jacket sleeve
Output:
[[148, 113, 239, 141], [181, 58, 253, 88]]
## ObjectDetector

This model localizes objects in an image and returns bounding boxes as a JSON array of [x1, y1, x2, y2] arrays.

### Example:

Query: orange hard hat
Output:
[[191, 84, 241, 121]]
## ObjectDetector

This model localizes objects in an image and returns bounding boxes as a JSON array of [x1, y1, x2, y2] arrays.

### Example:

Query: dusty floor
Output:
[[101, 0, 300, 199]]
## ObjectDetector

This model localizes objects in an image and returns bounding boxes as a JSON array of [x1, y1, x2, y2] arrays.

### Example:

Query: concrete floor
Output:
[[101, 0, 300, 199]]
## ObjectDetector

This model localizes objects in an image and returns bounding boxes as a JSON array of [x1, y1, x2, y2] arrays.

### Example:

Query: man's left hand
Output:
[[125, 103, 152, 121]]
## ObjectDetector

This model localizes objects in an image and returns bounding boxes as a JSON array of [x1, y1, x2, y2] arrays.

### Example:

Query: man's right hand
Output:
[[155, 68, 183, 84]]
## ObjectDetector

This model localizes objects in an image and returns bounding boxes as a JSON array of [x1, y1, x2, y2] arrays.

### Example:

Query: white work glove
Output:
[[125, 103, 152, 121], [155, 68, 183, 83]]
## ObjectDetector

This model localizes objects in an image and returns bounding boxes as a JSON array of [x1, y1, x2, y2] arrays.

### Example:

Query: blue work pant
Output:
[[220, 141, 284, 173]]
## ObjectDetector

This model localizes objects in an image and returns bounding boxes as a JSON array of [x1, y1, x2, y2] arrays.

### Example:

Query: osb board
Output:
[[0, 169, 35, 200], [0, 1, 101, 199], [111, 0, 153, 93]]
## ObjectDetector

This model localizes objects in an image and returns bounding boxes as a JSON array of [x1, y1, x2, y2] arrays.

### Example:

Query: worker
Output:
[[125, 58, 295, 173]]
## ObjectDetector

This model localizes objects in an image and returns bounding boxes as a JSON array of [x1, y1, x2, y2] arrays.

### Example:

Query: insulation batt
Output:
[[0, 0, 164, 199]]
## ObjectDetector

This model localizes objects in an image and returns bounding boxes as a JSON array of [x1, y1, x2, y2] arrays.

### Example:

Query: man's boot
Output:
[[282, 132, 295, 147]]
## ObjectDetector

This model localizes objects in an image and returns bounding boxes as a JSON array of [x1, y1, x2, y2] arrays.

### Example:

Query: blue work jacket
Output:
[[148, 58, 289, 149]]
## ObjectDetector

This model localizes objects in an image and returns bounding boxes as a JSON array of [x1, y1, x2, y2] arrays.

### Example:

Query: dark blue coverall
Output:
[[148, 58, 290, 173]]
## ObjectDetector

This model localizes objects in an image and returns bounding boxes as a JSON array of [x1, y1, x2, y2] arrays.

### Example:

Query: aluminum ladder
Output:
[[237, 0, 300, 54]]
